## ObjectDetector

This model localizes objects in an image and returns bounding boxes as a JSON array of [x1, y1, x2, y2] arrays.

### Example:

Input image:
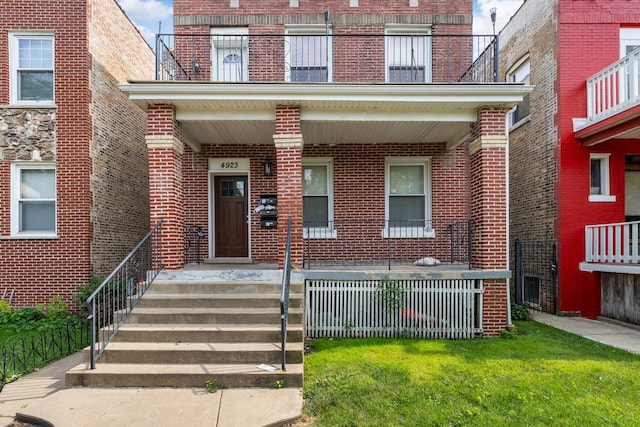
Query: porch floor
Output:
[[179, 262, 510, 281]]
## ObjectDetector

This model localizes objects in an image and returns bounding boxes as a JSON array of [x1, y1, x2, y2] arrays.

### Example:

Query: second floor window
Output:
[[507, 57, 531, 127], [386, 25, 431, 83], [10, 33, 54, 104], [286, 26, 331, 82]]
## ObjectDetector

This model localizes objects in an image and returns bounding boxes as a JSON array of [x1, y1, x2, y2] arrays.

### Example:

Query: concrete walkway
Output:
[[532, 311, 640, 355], [3, 313, 640, 426], [0, 352, 302, 427]]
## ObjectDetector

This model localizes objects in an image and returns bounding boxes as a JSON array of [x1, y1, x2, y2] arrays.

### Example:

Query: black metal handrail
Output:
[[279, 216, 293, 371], [87, 219, 163, 369], [156, 33, 498, 83], [304, 218, 474, 270]]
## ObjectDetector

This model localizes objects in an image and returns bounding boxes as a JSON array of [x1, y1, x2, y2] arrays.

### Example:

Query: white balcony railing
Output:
[[586, 47, 640, 123], [585, 221, 640, 264]]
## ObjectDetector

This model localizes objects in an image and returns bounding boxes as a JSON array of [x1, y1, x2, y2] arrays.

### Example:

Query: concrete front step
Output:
[[89, 342, 304, 364], [126, 307, 303, 325], [66, 362, 304, 388], [148, 280, 304, 295], [114, 323, 304, 343], [135, 293, 303, 309]]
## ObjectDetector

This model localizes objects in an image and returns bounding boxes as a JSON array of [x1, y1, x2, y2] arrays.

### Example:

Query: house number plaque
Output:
[[209, 158, 249, 173]]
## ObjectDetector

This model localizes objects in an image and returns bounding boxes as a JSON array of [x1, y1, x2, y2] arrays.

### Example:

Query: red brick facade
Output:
[[135, 0, 516, 336], [0, 0, 153, 308]]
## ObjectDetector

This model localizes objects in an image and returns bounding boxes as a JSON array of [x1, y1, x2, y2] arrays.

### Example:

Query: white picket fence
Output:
[[305, 279, 483, 339]]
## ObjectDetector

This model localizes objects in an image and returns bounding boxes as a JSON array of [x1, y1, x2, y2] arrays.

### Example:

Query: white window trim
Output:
[[507, 55, 530, 128], [383, 157, 433, 239], [11, 162, 57, 237], [303, 157, 336, 239], [285, 25, 332, 83], [9, 32, 55, 106], [620, 28, 640, 58], [385, 24, 432, 83], [589, 153, 616, 202], [210, 27, 249, 82]]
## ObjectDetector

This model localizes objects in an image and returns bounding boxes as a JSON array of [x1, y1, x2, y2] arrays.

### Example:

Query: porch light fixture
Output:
[[192, 60, 200, 75], [263, 159, 274, 176]]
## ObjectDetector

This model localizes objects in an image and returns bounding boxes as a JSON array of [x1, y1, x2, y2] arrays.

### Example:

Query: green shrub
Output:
[[0, 300, 12, 319], [73, 276, 106, 313], [511, 303, 531, 321], [37, 295, 69, 318]]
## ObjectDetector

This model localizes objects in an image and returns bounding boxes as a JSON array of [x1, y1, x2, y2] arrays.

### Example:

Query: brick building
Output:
[[121, 0, 531, 336], [501, 0, 640, 323], [0, 0, 154, 308]]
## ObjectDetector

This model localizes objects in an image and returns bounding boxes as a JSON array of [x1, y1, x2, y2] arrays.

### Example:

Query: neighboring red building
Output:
[[122, 0, 531, 337], [501, 0, 640, 323], [0, 0, 154, 308]]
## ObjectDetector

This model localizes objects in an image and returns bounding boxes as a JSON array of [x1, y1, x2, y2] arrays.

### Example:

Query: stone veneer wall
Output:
[[0, 109, 56, 161]]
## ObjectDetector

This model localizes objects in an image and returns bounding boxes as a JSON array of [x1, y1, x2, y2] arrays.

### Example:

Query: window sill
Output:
[[382, 227, 436, 239], [589, 195, 617, 203], [7, 102, 57, 109], [3, 233, 58, 240], [304, 228, 337, 239], [508, 115, 531, 132]]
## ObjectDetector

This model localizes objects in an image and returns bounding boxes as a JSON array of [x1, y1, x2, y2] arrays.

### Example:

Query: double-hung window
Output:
[[385, 25, 431, 83], [589, 154, 616, 202], [11, 163, 57, 236], [286, 25, 331, 82], [302, 158, 335, 238], [384, 157, 432, 238], [507, 57, 531, 127], [10, 33, 54, 104]]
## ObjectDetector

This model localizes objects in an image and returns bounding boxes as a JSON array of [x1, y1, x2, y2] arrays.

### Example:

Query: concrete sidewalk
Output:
[[531, 311, 640, 355], [0, 352, 302, 427]]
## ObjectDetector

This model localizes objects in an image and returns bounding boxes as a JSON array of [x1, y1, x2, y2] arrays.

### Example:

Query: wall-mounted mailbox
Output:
[[259, 194, 277, 228]]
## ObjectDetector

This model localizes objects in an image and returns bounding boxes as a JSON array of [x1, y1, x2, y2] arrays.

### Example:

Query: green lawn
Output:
[[303, 321, 640, 426]]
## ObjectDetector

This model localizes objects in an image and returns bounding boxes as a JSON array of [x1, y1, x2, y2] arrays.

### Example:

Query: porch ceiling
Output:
[[121, 82, 533, 150], [574, 104, 640, 146]]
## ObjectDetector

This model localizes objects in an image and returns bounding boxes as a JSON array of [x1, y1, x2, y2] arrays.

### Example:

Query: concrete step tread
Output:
[[130, 307, 303, 314], [151, 280, 304, 286], [118, 323, 304, 331], [68, 362, 304, 375], [141, 293, 304, 299], [103, 342, 304, 351]]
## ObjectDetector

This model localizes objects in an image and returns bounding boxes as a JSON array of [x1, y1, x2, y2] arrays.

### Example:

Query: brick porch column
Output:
[[147, 104, 184, 270], [274, 105, 303, 269], [469, 107, 510, 336]]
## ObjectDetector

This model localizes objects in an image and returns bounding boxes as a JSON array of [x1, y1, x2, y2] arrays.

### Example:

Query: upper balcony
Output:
[[155, 32, 498, 84], [574, 47, 640, 145]]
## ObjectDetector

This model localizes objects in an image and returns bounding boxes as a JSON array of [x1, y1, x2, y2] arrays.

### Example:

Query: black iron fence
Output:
[[1, 318, 90, 392], [304, 219, 473, 269], [156, 33, 498, 83], [513, 239, 557, 314]]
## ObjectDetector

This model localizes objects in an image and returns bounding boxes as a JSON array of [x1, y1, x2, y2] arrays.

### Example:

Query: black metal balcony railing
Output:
[[156, 33, 498, 83], [304, 219, 473, 269]]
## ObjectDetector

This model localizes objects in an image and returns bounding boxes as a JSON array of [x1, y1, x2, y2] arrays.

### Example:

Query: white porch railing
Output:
[[586, 47, 640, 123], [585, 221, 640, 264], [305, 279, 483, 339]]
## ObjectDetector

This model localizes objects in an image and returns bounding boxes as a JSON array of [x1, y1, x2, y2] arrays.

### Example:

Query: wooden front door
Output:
[[214, 176, 248, 257]]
